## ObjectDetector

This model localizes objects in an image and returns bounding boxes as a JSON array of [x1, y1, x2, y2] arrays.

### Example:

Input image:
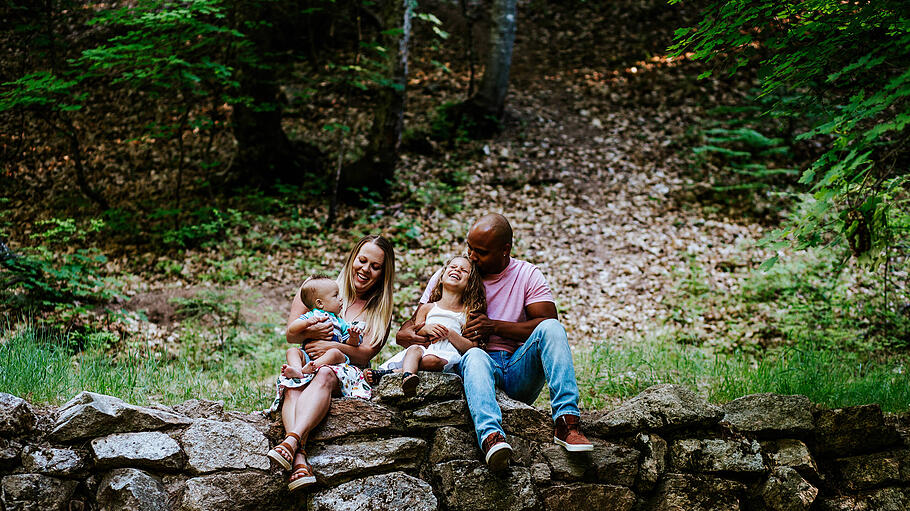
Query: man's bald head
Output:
[[467, 214, 512, 275], [471, 213, 513, 246]]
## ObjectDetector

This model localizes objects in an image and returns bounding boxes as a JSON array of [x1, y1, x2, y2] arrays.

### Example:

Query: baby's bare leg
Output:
[[282, 347, 306, 378], [302, 347, 346, 373], [419, 355, 447, 372]]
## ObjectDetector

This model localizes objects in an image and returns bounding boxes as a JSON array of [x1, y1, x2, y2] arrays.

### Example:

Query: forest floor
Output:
[[3, 1, 907, 410]]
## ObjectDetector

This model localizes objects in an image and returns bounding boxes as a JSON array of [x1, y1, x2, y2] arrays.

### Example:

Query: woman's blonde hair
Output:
[[336, 235, 396, 348], [428, 256, 486, 315]]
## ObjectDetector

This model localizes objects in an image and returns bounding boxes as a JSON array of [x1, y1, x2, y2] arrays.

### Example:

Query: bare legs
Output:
[[279, 366, 338, 476], [283, 347, 346, 378]]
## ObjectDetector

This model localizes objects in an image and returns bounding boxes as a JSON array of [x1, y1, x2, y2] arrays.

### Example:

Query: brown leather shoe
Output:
[[481, 431, 512, 471], [554, 414, 593, 452]]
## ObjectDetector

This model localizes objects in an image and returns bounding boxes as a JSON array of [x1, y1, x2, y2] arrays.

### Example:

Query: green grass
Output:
[[0, 321, 282, 411], [574, 333, 910, 412]]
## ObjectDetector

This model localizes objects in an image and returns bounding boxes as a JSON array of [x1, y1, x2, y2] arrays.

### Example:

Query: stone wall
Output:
[[1, 375, 908, 511]]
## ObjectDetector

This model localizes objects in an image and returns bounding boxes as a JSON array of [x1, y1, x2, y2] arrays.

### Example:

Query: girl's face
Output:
[[351, 242, 385, 296], [442, 257, 473, 293]]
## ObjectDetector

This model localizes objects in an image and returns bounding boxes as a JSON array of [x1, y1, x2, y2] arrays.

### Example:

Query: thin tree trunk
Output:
[[472, 0, 516, 118], [340, 0, 413, 198]]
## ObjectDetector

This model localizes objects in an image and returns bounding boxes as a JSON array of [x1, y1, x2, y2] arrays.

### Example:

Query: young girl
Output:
[[367, 255, 486, 396]]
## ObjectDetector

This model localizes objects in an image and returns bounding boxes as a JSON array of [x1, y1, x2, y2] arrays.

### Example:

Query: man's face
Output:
[[466, 226, 510, 276]]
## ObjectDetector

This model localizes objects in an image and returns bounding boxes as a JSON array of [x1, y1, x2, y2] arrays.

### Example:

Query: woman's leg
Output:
[[287, 366, 338, 443]]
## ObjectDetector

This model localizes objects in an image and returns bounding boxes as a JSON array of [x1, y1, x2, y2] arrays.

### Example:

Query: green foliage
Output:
[[670, 0, 910, 265]]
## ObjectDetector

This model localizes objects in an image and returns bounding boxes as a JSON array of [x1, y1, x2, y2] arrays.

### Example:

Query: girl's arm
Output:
[[412, 304, 433, 336], [448, 330, 478, 354]]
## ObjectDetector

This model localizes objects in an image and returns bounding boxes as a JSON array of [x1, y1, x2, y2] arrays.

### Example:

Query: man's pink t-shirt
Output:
[[420, 257, 554, 353]]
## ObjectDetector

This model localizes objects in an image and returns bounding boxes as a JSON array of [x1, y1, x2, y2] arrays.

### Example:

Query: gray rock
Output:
[[96, 468, 169, 511], [401, 399, 469, 429], [180, 419, 269, 474], [92, 431, 184, 470], [669, 438, 765, 474], [593, 384, 722, 435], [814, 404, 902, 456], [51, 391, 191, 442], [761, 466, 818, 511], [0, 393, 35, 436], [308, 472, 437, 511], [308, 436, 426, 484], [542, 483, 636, 511], [646, 473, 746, 511], [722, 394, 814, 437], [836, 449, 909, 491], [542, 439, 638, 486], [498, 391, 553, 443], [21, 445, 88, 476], [309, 398, 396, 442], [373, 371, 464, 406], [172, 399, 225, 419], [636, 432, 668, 493], [1, 474, 78, 511], [433, 459, 538, 511], [530, 462, 551, 484], [0, 440, 20, 470], [178, 470, 292, 511], [819, 488, 910, 511], [429, 426, 476, 464], [760, 439, 818, 477]]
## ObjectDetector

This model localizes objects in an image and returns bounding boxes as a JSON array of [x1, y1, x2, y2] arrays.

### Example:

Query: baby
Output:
[[282, 275, 363, 378]]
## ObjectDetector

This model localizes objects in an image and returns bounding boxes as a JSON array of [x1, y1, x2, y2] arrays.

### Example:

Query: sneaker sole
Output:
[[554, 436, 594, 452], [485, 442, 513, 471]]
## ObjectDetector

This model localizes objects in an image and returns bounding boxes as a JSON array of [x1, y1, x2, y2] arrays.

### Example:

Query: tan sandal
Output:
[[267, 431, 300, 471], [288, 455, 317, 491]]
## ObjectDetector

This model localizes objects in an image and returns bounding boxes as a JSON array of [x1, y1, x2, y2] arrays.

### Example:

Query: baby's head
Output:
[[301, 275, 343, 314]]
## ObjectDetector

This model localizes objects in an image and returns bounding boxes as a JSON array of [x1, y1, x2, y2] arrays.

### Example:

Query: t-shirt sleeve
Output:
[[419, 268, 443, 304], [299, 310, 314, 321], [525, 267, 554, 305]]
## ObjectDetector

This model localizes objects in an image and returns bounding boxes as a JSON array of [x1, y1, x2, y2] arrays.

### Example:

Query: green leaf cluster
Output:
[[671, 0, 910, 265]]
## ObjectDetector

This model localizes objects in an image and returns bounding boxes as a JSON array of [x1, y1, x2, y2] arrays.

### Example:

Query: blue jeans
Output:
[[456, 319, 581, 447]]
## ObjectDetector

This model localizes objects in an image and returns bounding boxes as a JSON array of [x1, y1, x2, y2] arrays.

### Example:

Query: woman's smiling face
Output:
[[351, 242, 385, 296]]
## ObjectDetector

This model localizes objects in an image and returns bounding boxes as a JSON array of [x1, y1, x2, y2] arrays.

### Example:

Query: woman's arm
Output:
[[286, 285, 333, 344]]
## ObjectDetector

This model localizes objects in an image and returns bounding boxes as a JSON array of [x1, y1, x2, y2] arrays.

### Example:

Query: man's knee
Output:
[[461, 347, 490, 367], [537, 318, 568, 343]]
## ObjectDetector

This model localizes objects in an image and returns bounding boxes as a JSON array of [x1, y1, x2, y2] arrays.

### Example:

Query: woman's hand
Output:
[[303, 340, 337, 360], [300, 315, 334, 342]]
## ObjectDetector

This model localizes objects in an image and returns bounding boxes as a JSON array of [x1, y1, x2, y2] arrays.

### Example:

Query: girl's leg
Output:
[[418, 354, 447, 372], [402, 345, 425, 374]]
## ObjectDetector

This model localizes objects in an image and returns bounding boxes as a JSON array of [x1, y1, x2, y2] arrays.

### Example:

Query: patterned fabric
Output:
[[300, 309, 351, 344], [268, 363, 372, 414]]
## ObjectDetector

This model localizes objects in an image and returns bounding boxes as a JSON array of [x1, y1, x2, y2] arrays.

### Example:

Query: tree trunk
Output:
[[340, 0, 413, 199], [471, 0, 516, 119]]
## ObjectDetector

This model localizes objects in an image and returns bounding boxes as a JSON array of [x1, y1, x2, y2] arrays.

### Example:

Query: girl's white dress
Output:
[[380, 303, 466, 372]]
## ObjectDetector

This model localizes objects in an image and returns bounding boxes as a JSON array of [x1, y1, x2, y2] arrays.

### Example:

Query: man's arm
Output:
[[463, 301, 558, 344], [396, 304, 431, 348]]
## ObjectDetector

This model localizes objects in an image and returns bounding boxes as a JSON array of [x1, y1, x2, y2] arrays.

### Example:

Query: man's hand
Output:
[[397, 320, 432, 348], [464, 312, 495, 345]]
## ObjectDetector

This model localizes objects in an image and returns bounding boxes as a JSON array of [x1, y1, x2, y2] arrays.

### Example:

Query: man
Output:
[[397, 213, 592, 471]]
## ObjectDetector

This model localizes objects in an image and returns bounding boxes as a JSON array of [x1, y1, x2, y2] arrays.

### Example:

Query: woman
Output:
[[269, 235, 395, 491]]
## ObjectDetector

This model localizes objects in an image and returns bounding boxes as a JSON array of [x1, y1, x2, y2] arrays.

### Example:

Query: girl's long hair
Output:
[[428, 256, 486, 314], [337, 235, 396, 348]]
